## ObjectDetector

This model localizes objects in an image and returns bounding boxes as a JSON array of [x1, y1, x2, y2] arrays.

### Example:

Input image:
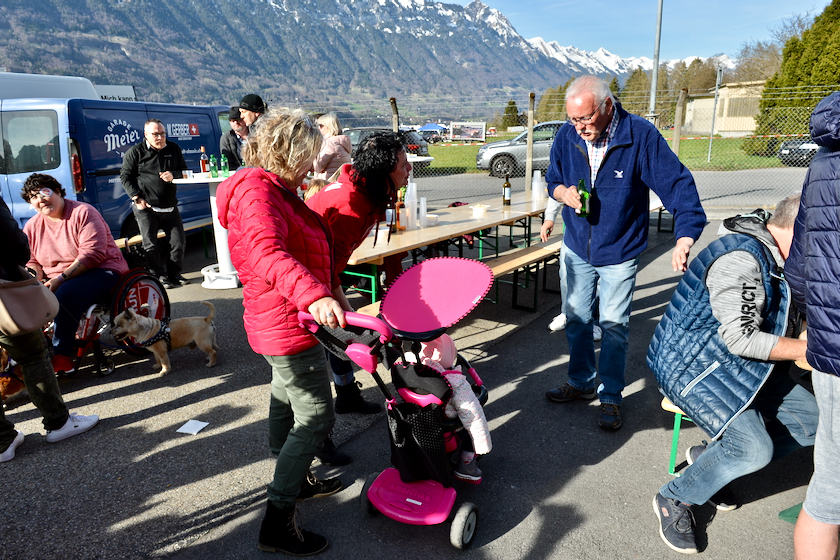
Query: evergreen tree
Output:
[[620, 67, 649, 116], [501, 100, 520, 130]]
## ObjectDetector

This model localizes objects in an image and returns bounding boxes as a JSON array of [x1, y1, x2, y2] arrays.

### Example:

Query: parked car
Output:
[[344, 127, 431, 167], [777, 138, 819, 167], [420, 130, 444, 143], [476, 121, 565, 177]]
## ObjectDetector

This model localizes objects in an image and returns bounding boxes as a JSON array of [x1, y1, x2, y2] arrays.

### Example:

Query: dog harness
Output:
[[139, 317, 172, 351]]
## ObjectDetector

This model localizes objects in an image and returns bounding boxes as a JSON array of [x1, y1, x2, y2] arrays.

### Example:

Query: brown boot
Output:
[[257, 501, 328, 555]]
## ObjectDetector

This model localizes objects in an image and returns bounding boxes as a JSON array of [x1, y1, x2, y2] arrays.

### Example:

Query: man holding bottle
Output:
[[544, 75, 705, 430], [120, 119, 188, 289]]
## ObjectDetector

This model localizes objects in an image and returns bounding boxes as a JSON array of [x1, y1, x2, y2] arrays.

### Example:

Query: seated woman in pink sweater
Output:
[[21, 174, 128, 374]]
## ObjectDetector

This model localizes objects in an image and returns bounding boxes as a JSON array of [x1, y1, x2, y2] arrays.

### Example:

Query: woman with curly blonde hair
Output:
[[217, 108, 343, 556]]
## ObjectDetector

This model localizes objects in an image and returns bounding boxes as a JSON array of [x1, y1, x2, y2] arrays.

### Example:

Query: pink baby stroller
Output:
[[299, 257, 493, 550]]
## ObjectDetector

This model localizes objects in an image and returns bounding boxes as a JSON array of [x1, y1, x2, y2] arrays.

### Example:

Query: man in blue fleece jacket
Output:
[[544, 75, 706, 430]]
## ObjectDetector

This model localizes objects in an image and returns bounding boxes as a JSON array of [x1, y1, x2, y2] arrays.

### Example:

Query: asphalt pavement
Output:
[[1, 215, 812, 560]]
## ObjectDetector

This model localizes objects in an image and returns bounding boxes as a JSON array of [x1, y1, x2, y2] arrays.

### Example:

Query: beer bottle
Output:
[[502, 174, 511, 206], [200, 146, 209, 173], [577, 179, 590, 217]]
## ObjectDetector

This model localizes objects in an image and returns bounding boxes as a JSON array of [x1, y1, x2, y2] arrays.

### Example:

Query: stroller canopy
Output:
[[381, 257, 493, 336]]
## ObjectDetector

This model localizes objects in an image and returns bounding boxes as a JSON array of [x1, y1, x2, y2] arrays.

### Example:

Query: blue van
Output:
[[0, 98, 231, 238]]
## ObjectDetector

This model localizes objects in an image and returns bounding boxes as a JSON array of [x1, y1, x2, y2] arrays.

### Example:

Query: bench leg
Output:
[[512, 262, 539, 312], [669, 413, 683, 476]]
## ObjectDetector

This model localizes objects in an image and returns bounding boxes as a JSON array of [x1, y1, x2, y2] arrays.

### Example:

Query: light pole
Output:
[[646, 0, 664, 127]]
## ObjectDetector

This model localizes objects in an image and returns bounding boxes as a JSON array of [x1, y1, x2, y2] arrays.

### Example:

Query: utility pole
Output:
[[646, 0, 664, 127]]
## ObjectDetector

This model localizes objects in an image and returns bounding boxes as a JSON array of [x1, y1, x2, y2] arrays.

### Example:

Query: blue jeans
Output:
[[328, 350, 355, 386], [53, 268, 121, 357], [661, 369, 819, 506], [264, 345, 335, 508], [563, 244, 638, 405]]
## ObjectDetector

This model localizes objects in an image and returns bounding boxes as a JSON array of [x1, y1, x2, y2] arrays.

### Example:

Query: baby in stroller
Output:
[[401, 333, 492, 483]]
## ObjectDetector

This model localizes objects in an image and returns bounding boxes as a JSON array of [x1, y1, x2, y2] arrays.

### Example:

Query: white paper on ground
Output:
[[177, 420, 209, 435]]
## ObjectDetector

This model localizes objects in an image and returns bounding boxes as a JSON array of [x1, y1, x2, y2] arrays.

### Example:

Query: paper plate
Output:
[[380, 257, 493, 335]]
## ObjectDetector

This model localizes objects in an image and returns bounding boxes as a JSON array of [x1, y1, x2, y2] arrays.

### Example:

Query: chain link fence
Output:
[[297, 84, 838, 216]]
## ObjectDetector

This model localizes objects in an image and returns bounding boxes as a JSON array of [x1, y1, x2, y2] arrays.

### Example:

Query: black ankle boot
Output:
[[314, 433, 352, 466], [258, 501, 328, 555], [334, 381, 382, 414], [297, 470, 343, 502]]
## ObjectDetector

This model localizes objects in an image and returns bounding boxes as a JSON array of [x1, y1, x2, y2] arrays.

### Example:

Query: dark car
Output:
[[777, 139, 819, 167], [420, 130, 444, 143], [344, 127, 431, 167]]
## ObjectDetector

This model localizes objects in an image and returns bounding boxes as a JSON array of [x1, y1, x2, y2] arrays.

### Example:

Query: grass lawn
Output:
[[421, 133, 783, 175]]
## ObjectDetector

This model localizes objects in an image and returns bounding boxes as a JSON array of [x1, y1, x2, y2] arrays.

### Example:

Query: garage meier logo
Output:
[[167, 123, 200, 139]]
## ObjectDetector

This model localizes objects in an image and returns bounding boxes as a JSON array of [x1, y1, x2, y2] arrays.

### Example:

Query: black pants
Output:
[[133, 206, 186, 279]]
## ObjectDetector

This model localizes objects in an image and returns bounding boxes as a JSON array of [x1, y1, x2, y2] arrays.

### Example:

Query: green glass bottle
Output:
[[220, 154, 229, 177], [209, 155, 218, 178], [577, 178, 590, 217]]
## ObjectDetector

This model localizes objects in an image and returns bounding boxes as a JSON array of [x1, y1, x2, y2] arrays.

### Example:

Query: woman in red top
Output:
[[216, 109, 344, 556], [305, 132, 410, 462]]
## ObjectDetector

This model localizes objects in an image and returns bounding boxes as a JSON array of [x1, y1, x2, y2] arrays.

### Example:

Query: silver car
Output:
[[476, 121, 565, 177]]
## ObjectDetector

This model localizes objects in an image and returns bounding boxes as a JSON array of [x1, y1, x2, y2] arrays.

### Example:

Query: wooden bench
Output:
[[483, 236, 564, 312], [113, 217, 215, 255]]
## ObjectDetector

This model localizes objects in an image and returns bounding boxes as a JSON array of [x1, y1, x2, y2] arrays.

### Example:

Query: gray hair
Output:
[[768, 194, 801, 229], [565, 75, 615, 110]]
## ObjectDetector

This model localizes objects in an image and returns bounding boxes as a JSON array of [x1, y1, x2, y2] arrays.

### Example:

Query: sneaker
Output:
[[159, 276, 175, 289], [51, 354, 75, 375], [593, 324, 603, 341], [653, 492, 698, 554], [597, 403, 622, 431], [45, 412, 99, 443], [685, 445, 738, 511], [546, 383, 597, 403], [548, 313, 568, 332], [454, 456, 483, 484], [175, 275, 189, 286], [0, 430, 25, 463], [296, 471, 342, 502]]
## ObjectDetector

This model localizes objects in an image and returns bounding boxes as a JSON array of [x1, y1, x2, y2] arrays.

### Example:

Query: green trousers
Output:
[[263, 344, 335, 508], [0, 330, 69, 451]]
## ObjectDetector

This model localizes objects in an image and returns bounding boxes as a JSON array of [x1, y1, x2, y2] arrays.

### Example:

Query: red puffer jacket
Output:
[[306, 164, 385, 288], [216, 167, 334, 356]]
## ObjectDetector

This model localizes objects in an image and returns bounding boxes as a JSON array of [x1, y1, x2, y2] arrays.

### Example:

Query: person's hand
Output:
[[45, 275, 64, 293], [540, 220, 555, 242], [308, 297, 346, 329], [671, 237, 695, 272], [159, 171, 174, 183], [133, 197, 149, 209], [556, 184, 581, 212]]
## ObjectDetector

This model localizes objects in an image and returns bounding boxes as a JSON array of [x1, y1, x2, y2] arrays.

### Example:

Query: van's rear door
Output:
[[0, 98, 71, 229]]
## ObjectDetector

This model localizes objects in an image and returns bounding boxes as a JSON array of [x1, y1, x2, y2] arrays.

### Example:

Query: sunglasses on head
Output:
[[29, 187, 53, 201]]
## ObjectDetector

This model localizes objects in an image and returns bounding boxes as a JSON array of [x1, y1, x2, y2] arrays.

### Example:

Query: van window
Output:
[[219, 111, 232, 135], [0, 110, 60, 174]]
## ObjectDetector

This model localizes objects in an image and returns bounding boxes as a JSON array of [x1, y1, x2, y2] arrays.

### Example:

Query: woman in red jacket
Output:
[[216, 109, 343, 556]]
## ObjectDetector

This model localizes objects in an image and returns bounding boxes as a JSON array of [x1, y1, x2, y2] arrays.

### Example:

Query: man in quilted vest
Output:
[[787, 91, 840, 560], [648, 196, 818, 554]]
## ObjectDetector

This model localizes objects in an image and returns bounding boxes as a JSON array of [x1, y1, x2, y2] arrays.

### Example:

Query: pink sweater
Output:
[[24, 199, 129, 279]]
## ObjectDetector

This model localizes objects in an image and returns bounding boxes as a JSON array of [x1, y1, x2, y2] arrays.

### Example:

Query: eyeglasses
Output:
[[147, 131, 166, 138], [29, 187, 53, 201], [567, 99, 607, 125]]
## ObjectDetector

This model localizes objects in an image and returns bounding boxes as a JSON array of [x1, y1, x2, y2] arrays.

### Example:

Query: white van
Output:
[[0, 71, 99, 101]]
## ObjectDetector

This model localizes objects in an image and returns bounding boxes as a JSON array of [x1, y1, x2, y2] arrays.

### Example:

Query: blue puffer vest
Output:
[[647, 233, 789, 440]]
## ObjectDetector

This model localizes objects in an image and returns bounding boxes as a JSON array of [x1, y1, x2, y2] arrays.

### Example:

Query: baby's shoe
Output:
[[454, 454, 482, 484]]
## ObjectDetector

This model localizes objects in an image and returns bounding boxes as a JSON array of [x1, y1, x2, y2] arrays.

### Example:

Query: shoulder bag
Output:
[[0, 266, 60, 336]]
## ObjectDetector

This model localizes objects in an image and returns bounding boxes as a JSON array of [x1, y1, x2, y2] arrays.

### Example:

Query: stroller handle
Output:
[[297, 311, 394, 343]]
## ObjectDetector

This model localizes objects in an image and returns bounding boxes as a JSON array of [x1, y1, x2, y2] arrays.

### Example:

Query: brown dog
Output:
[[111, 301, 218, 376]]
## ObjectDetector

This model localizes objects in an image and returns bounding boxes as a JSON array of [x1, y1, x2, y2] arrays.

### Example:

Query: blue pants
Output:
[[563, 245, 639, 405], [52, 268, 121, 357], [661, 369, 819, 506]]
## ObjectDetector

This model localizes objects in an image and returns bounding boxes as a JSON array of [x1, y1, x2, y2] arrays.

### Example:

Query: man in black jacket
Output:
[[220, 106, 248, 170], [120, 119, 188, 288]]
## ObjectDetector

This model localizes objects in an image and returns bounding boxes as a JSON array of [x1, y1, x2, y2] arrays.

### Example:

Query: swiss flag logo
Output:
[[188, 124, 199, 136]]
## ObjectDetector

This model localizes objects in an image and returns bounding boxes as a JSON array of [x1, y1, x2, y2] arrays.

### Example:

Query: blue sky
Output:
[[452, 0, 832, 60]]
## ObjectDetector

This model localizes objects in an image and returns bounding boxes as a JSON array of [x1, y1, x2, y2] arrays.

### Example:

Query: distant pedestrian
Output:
[[119, 119, 188, 289], [313, 113, 351, 180], [220, 106, 248, 170]]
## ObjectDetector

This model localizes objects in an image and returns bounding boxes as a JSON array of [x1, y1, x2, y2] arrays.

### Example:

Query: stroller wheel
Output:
[[95, 357, 116, 376], [450, 502, 478, 550], [360, 473, 379, 517]]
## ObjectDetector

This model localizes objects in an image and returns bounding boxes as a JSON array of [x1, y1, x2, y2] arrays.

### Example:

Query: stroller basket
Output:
[[388, 401, 455, 488]]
